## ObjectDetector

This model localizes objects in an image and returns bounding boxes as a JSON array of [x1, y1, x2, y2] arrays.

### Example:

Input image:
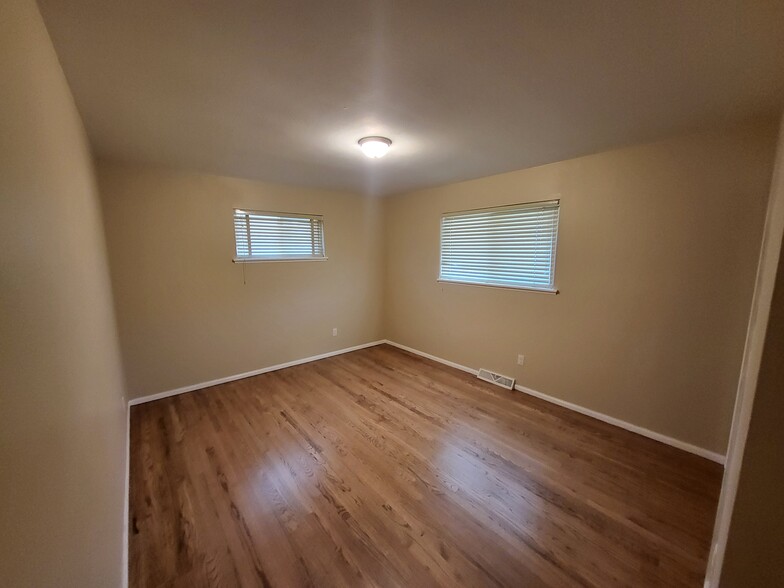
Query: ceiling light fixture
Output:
[[358, 136, 392, 159]]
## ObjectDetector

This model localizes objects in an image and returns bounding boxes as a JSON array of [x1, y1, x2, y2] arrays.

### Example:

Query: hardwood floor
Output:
[[129, 344, 722, 587]]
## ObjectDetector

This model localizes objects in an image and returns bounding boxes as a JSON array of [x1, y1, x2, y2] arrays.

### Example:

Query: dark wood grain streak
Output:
[[129, 344, 722, 588]]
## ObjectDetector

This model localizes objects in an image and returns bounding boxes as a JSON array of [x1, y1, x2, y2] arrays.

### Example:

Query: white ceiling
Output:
[[39, 0, 784, 196]]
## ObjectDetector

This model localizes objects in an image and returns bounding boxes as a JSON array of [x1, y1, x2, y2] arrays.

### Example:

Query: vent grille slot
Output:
[[477, 368, 515, 390]]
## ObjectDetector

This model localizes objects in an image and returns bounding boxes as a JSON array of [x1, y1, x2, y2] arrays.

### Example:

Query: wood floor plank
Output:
[[130, 344, 722, 588]]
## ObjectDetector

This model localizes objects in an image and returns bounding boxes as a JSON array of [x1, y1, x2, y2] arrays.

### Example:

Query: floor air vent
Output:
[[477, 368, 515, 390]]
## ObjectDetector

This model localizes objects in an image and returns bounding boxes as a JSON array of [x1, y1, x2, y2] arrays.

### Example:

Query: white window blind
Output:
[[233, 209, 326, 262], [439, 200, 560, 291]]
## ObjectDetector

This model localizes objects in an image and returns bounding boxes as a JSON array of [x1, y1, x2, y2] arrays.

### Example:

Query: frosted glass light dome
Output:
[[358, 136, 392, 158]]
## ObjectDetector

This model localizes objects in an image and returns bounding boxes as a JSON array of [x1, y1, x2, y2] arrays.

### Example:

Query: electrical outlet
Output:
[[332, 328, 338, 336], [517, 354, 525, 366]]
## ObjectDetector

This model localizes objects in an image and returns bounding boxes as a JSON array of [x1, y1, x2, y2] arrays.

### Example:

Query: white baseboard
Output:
[[384, 340, 726, 465], [513, 382, 725, 464], [128, 340, 386, 406], [120, 336, 724, 588], [126, 337, 725, 464], [384, 340, 481, 376]]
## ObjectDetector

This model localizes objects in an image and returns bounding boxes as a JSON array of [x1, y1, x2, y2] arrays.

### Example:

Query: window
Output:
[[439, 200, 560, 292], [233, 209, 326, 262]]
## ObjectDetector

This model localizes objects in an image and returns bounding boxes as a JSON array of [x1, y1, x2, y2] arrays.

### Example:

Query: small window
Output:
[[233, 209, 326, 262], [439, 200, 560, 292]]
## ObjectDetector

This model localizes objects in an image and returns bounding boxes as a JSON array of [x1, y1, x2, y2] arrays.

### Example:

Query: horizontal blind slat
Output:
[[442, 217, 559, 227], [233, 209, 325, 260], [440, 201, 559, 289], [441, 270, 552, 282]]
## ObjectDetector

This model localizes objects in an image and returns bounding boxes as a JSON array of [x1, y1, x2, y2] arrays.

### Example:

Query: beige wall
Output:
[[0, 1, 127, 586], [98, 163, 384, 400], [383, 122, 777, 455]]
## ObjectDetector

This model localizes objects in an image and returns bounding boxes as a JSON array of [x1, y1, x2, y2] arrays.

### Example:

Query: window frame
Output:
[[232, 208, 328, 263], [438, 199, 560, 294]]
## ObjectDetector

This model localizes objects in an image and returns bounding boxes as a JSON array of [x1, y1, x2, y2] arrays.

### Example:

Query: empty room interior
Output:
[[3, 1, 784, 587]]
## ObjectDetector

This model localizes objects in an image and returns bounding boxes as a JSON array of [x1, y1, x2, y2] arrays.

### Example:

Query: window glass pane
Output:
[[233, 209, 325, 261], [440, 201, 559, 290]]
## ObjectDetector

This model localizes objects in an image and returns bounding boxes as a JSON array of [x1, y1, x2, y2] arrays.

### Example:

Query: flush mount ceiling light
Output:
[[358, 136, 392, 159]]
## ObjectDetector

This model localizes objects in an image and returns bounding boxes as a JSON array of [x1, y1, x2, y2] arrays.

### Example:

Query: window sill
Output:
[[437, 278, 559, 294], [233, 257, 328, 263]]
